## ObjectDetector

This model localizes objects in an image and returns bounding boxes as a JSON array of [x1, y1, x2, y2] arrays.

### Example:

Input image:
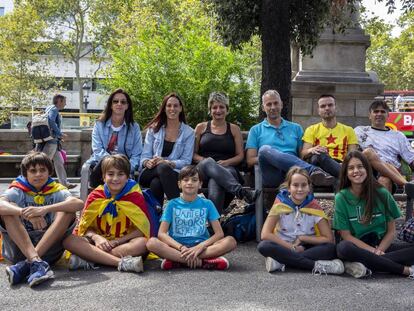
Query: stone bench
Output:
[[0, 154, 81, 178]]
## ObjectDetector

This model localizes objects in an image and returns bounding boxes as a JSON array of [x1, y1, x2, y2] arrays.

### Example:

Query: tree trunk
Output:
[[260, 0, 291, 120], [75, 60, 84, 113]]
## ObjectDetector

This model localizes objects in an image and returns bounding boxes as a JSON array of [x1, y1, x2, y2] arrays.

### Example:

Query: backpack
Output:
[[398, 218, 414, 243], [142, 188, 162, 237], [222, 204, 256, 242], [31, 108, 54, 144]]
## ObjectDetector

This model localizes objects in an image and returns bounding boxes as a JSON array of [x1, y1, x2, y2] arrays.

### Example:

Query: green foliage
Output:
[[17, 0, 130, 112], [103, 0, 259, 129], [0, 4, 55, 123], [362, 11, 414, 90]]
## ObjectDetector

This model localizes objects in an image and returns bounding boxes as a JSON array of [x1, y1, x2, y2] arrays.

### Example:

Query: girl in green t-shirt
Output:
[[334, 150, 414, 279]]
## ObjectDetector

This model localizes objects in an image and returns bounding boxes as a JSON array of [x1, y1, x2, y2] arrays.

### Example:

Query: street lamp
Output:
[[82, 81, 91, 112]]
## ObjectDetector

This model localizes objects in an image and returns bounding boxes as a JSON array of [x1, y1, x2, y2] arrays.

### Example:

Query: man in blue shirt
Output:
[[37, 94, 75, 189], [245, 90, 335, 188]]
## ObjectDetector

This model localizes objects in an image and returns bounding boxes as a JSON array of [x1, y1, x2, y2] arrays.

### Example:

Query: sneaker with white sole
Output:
[[69, 254, 98, 271], [265, 257, 285, 273], [312, 259, 344, 275], [408, 265, 414, 280], [117, 256, 144, 273], [27, 260, 54, 287], [344, 261, 372, 278], [5, 260, 30, 285]]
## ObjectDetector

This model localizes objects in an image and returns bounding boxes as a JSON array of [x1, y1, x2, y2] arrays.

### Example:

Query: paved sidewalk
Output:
[[0, 182, 413, 310]]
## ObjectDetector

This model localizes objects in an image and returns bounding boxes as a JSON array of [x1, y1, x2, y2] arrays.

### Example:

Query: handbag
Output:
[[398, 218, 414, 243]]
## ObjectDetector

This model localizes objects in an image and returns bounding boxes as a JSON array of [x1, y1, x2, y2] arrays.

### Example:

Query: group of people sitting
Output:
[[0, 88, 414, 288]]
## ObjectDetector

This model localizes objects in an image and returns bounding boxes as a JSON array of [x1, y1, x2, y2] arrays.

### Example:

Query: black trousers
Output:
[[139, 163, 180, 205], [257, 240, 337, 270], [337, 240, 414, 275]]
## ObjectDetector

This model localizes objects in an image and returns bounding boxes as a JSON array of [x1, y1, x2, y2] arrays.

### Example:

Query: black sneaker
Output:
[[240, 189, 260, 204], [310, 169, 335, 187]]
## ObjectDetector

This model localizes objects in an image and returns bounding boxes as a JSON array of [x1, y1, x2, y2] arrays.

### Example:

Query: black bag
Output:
[[398, 218, 414, 243], [222, 204, 256, 242]]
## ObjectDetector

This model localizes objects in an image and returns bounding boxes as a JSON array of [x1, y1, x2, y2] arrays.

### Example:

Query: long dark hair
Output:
[[339, 150, 381, 224], [98, 89, 134, 126], [145, 92, 186, 133]]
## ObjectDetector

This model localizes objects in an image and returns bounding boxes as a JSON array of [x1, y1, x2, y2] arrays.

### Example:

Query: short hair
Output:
[[178, 165, 203, 181], [369, 100, 390, 112], [262, 90, 282, 103], [53, 94, 66, 106], [21, 151, 54, 177], [208, 92, 229, 111], [101, 154, 131, 176], [318, 94, 336, 102]]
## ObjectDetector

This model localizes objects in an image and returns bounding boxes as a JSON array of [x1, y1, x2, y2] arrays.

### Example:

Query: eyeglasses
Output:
[[112, 99, 128, 105]]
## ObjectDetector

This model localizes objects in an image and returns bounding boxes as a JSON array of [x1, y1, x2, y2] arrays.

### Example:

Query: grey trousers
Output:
[[41, 142, 69, 186]]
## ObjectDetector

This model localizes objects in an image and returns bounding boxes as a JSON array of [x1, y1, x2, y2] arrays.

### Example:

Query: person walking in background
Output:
[[37, 94, 76, 189]]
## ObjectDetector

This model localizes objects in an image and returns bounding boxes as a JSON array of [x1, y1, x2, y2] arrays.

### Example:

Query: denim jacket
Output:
[[140, 122, 195, 171], [87, 119, 143, 172], [46, 105, 62, 142]]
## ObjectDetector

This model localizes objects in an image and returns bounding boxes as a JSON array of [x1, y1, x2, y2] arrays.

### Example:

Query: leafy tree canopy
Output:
[[103, 0, 260, 129]]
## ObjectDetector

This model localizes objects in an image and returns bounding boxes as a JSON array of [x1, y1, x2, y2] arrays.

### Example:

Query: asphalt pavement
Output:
[[0, 182, 413, 311]]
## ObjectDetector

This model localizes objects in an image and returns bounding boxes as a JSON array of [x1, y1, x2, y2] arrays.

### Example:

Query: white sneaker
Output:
[[265, 257, 285, 273], [118, 256, 144, 273], [408, 265, 414, 280], [69, 254, 98, 271], [313, 259, 344, 275], [344, 262, 372, 278]]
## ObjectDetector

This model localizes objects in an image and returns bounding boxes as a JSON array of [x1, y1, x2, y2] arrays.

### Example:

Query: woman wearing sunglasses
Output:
[[86, 88, 142, 187]]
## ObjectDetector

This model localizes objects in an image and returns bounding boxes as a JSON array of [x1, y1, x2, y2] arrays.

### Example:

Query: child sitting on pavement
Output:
[[64, 154, 157, 273], [0, 151, 83, 287], [257, 166, 344, 275], [146, 165, 237, 270]]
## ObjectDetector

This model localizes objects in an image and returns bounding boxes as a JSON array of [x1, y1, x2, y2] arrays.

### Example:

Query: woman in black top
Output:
[[193, 92, 258, 214]]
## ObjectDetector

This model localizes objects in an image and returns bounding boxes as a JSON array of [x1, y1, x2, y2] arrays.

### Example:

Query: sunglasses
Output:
[[112, 99, 128, 105]]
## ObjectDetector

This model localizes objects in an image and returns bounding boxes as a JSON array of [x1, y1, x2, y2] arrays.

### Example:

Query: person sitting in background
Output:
[[193, 92, 258, 214], [139, 92, 194, 205], [86, 89, 143, 188], [354, 100, 414, 197]]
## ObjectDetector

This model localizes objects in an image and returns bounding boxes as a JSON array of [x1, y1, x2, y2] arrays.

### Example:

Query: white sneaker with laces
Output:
[[265, 257, 285, 273], [118, 256, 144, 273], [344, 261, 372, 278], [69, 254, 98, 271], [312, 259, 344, 275]]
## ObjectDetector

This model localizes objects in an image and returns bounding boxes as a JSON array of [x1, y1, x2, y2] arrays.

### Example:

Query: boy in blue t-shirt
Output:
[[0, 152, 83, 287], [147, 165, 237, 270]]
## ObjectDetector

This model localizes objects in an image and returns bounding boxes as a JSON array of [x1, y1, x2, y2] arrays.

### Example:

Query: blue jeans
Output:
[[308, 153, 341, 178], [258, 145, 317, 187], [197, 157, 242, 214]]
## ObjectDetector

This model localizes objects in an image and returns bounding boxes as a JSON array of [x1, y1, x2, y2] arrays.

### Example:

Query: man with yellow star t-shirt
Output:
[[301, 95, 358, 178]]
